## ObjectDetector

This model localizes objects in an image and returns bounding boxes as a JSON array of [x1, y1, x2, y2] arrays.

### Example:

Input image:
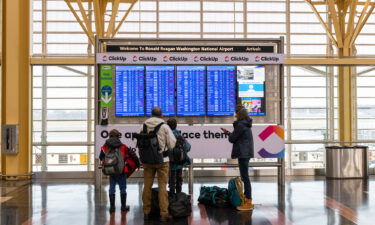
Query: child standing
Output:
[[166, 118, 191, 194], [99, 129, 130, 213]]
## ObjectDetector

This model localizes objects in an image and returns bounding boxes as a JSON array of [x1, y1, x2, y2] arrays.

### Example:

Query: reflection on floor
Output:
[[1, 176, 374, 225]]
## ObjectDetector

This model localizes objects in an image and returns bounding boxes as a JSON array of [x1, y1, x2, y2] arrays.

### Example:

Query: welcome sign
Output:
[[95, 124, 285, 159]]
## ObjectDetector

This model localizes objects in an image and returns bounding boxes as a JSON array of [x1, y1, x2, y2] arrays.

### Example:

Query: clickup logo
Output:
[[224, 56, 230, 62], [132, 56, 138, 62], [194, 56, 200, 62], [163, 56, 169, 62], [102, 55, 108, 62], [255, 56, 261, 62]]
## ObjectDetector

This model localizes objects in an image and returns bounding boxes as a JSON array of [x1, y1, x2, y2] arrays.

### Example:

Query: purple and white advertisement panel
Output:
[[95, 124, 285, 159]]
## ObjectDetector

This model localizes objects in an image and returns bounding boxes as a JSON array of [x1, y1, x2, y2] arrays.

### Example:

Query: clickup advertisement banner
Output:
[[96, 53, 284, 65], [95, 125, 285, 159]]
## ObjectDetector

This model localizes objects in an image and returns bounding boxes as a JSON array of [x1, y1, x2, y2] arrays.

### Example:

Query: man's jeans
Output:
[[142, 162, 169, 216]]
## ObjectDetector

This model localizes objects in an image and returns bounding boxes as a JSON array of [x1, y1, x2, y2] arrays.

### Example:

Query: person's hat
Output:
[[235, 104, 245, 113], [109, 129, 121, 138]]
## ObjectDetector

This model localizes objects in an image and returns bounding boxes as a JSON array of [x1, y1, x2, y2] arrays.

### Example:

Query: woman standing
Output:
[[222, 105, 254, 211]]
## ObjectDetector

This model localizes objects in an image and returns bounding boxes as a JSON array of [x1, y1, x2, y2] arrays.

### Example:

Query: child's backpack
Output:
[[228, 177, 245, 207], [198, 186, 230, 208], [169, 135, 189, 165], [102, 147, 124, 176], [133, 123, 165, 164]]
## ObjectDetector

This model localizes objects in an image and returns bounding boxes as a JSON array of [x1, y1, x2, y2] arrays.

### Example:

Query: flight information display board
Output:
[[115, 65, 145, 116], [176, 66, 206, 116], [145, 66, 175, 116], [207, 66, 236, 116]]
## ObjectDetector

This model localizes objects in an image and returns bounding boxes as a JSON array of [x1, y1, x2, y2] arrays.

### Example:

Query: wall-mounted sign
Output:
[[106, 45, 275, 53], [100, 65, 113, 107]]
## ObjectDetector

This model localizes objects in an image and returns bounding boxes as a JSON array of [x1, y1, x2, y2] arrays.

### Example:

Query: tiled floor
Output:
[[1, 176, 374, 225]]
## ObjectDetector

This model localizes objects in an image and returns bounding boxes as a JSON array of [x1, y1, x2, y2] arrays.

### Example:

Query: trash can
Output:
[[326, 146, 368, 179]]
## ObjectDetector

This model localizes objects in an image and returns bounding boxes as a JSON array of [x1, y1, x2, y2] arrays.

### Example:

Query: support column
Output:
[[338, 48, 354, 145], [1, 0, 31, 178], [304, 0, 375, 145]]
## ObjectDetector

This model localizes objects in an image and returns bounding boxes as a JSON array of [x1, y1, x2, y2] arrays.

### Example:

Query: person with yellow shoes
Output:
[[221, 105, 254, 211]]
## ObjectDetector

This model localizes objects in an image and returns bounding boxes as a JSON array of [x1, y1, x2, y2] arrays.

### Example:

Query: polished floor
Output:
[[1, 176, 374, 225]]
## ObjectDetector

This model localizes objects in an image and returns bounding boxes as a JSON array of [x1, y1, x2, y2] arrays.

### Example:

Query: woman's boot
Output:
[[109, 194, 116, 213], [120, 194, 130, 211]]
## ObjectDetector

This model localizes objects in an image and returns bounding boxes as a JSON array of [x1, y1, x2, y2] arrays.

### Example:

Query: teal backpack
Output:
[[198, 186, 230, 208], [228, 177, 245, 207]]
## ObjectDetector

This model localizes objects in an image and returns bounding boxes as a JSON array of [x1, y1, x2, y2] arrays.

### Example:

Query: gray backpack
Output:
[[102, 147, 124, 176]]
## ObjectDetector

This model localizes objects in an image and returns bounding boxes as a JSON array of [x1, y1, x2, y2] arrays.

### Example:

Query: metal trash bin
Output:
[[326, 146, 368, 179]]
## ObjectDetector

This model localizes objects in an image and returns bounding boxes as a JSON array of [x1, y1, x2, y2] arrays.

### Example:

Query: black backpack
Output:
[[102, 147, 124, 176], [169, 192, 192, 217], [169, 135, 189, 165], [133, 122, 165, 164]]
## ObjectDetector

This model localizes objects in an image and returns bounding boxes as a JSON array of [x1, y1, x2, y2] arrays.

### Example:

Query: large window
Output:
[[285, 66, 337, 168], [32, 66, 94, 172], [356, 66, 375, 169]]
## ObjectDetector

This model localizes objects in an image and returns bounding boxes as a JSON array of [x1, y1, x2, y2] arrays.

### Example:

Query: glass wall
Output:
[[356, 66, 375, 169], [31, 0, 375, 172], [31, 0, 337, 57], [32, 66, 94, 172]]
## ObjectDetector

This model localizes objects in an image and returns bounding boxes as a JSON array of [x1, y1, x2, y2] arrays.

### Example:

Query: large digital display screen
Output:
[[207, 66, 236, 116], [176, 66, 206, 116], [145, 66, 175, 116], [115, 65, 145, 116], [113, 64, 267, 117], [237, 65, 266, 116]]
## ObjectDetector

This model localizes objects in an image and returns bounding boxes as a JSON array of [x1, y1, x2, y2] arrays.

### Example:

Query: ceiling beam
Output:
[[344, 0, 357, 47], [106, 0, 121, 37], [327, 0, 344, 48], [76, 0, 95, 43], [64, 0, 95, 45], [311, 1, 375, 6], [350, 1, 375, 46], [112, 0, 138, 38], [65, 0, 138, 43], [67, 0, 134, 3], [306, 0, 338, 48]]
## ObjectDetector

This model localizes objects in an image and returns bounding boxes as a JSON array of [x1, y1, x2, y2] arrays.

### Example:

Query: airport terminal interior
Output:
[[2, 0, 375, 225]]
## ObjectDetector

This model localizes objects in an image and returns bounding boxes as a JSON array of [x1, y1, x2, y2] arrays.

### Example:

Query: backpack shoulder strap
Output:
[[143, 124, 148, 133], [106, 146, 115, 155], [235, 177, 245, 201], [154, 122, 164, 133]]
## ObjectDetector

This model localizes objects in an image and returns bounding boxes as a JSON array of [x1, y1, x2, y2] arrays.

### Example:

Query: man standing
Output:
[[141, 107, 176, 222]]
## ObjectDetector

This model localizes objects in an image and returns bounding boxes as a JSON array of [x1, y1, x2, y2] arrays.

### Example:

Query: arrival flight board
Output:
[[176, 66, 206, 116], [145, 66, 175, 116], [115, 65, 145, 116], [207, 66, 236, 116]]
